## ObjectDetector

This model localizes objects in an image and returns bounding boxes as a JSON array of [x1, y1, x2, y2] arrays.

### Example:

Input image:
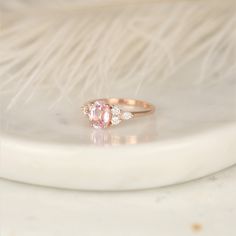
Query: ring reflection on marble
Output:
[[81, 98, 155, 129]]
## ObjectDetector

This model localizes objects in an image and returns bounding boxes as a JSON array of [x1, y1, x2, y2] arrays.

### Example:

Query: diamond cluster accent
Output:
[[111, 116, 121, 125], [111, 105, 121, 126], [81, 105, 91, 115], [111, 106, 121, 116], [121, 112, 133, 120]]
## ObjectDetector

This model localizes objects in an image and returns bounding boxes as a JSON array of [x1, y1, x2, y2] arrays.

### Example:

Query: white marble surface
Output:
[[1, 165, 236, 236], [0, 78, 236, 190]]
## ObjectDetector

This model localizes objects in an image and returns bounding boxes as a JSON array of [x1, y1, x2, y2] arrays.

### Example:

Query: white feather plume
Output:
[[0, 0, 235, 109]]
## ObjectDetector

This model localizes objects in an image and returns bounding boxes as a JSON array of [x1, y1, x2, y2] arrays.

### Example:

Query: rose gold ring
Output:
[[81, 98, 155, 129]]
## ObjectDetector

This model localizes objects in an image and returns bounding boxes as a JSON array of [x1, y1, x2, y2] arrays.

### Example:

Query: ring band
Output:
[[82, 98, 155, 129]]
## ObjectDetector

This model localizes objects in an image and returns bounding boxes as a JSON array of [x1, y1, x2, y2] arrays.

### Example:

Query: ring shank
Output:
[[88, 98, 155, 118]]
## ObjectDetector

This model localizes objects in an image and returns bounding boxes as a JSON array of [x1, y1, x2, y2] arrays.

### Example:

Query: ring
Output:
[[81, 98, 155, 129]]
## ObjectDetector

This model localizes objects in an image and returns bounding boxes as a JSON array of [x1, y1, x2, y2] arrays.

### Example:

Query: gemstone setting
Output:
[[111, 116, 121, 125], [121, 111, 133, 120], [88, 101, 112, 129], [111, 106, 121, 116], [83, 101, 134, 128]]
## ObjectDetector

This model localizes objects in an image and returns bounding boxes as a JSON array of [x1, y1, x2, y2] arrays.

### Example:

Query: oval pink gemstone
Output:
[[89, 102, 112, 128]]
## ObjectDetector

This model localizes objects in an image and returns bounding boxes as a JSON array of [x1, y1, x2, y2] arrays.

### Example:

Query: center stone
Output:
[[88, 101, 112, 128]]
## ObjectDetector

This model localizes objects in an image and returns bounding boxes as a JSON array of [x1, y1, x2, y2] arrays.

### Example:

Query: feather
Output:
[[0, 0, 235, 109]]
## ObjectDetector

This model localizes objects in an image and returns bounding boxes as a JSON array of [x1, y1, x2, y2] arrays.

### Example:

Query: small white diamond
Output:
[[81, 105, 89, 115], [122, 112, 133, 120], [111, 106, 121, 116], [111, 116, 121, 125]]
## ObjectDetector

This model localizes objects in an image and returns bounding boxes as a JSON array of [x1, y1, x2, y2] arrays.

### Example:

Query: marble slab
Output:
[[1, 165, 236, 236], [0, 80, 235, 190]]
